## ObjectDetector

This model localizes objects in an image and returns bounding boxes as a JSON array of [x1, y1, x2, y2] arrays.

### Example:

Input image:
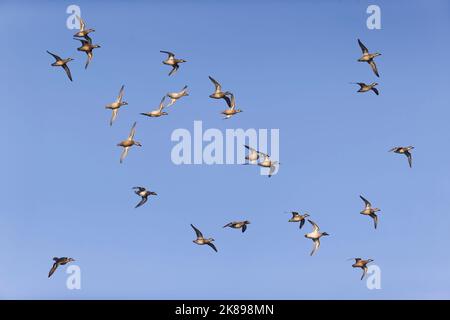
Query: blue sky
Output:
[[1, 0, 450, 299]]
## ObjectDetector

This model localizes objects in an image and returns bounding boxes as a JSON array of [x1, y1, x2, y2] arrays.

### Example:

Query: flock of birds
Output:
[[45, 16, 415, 282]]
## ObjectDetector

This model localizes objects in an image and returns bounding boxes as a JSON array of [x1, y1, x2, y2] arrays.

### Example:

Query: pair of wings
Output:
[[357, 39, 380, 77], [47, 51, 73, 81]]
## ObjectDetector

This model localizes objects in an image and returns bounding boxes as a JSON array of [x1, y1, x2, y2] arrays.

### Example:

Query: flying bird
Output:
[[191, 224, 217, 252], [357, 39, 381, 77], [141, 96, 168, 118], [74, 38, 100, 69], [73, 15, 95, 43], [208, 76, 231, 106], [221, 92, 243, 119], [48, 257, 75, 278], [351, 258, 374, 280], [46, 51, 74, 81], [132, 187, 157, 208], [167, 85, 189, 107], [117, 122, 142, 163], [243, 145, 260, 164], [160, 50, 186, 76], [351, 82, 379, 95], [359, 195, 381, 229], [257, 152, 279, 177], [389, 146, 414, 168], [304, 220, 329, 256], [105, 85, 128, 126], [287, 211, 310, 229], [223, 220, 251, 233]]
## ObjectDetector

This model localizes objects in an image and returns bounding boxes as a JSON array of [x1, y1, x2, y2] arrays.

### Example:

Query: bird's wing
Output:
[[299, 219, 306, 229], [158, 96, 166, 111], [360, 195, 372, 209], [160, 50, 175, 58], [47, 50, 61, 61], [62, 64, 73, 82], [207, 242, 218, 252], [191, 224, 203, 239], [110, 109, 119, 126], [244, 145, 257, 153], [117, 85, 125, 103], [223, 222, 233, 228], [405, 151, 413, 168], [371, 87, 379, 95], [311, 239, 320, 256], [120, 147, 129, 163], [76, 15, 85, 31], [388, 147, 398, 152], [369, 60, 380, 77], [168, 65, 179, 76], [128, 122, 137, 140], [357, 39, 369, 54], [208, 76, 221, 91], [48, 262, 59, 278], [361, 266, 368, 280], [85, 51, 92, 69], [135, 196, 148, 208], [307, 219, 320, 232], [242, 224, 247, 233], [370, 213, 378, 229]]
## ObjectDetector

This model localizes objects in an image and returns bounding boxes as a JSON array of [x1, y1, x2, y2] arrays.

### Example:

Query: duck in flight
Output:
[[389, 146, 414, 168], [141, 96, 169, 118], [191, 224, 217, 252], [359, 195, 380, 229], [74, 15, 95, 43], [48, 257, 75, 278], [350, 258, 374, 280], [223, 220, 251, 233], [208, 76, 231, 106], [46, 51, 74, 81], [117, 122, 142, 163], [74, 38, 100, 69], [357, 39, 381, 77], [167, 85, 189, 107], [304, 220, 329, 256], [105, 85, 128, 126], [160, 50, 186, 76], [351, 82, 379, 95], [257, 152, 279, 177], [132, 187, 157, 208], [287, 211, 310, 229], [221, 92, 243, 119]]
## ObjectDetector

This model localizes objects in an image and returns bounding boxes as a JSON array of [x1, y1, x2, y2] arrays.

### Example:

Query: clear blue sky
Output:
[[1, 0, 450, 299]]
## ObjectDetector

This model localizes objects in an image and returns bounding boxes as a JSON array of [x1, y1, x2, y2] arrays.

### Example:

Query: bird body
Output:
[[304, 220, 329, 256]]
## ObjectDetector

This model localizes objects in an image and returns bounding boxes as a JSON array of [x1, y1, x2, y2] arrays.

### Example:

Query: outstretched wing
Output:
[[299, 219, 306, 229], [370, 213, 378, 229], [242, 224, 247, 233], [208, 76, 222, 91], [405, 151, 413, 168], [48, 262, 59, 278], [310, 239, 320, 256], [361, 266, 368, 280], [110, 109, 119, 126], [76, 15, 85, 31], [46, 50, 61, 61], [223, 222, 233, 228], [307, 219, 320, 232], [117, 85, 125, 103], [158, 96, 166, 111], [369, 60, 379, 77], [207, 242, 218, 252], [128, 122, 137, 140], [360, 195, 371, 209], [357, 39, 369, 54], [135, 196, 148, 208], [160, 50, 175, 58], [191, 224, 203, 239], [120, 147, 129, 163], [62, 64, 73, 82]]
